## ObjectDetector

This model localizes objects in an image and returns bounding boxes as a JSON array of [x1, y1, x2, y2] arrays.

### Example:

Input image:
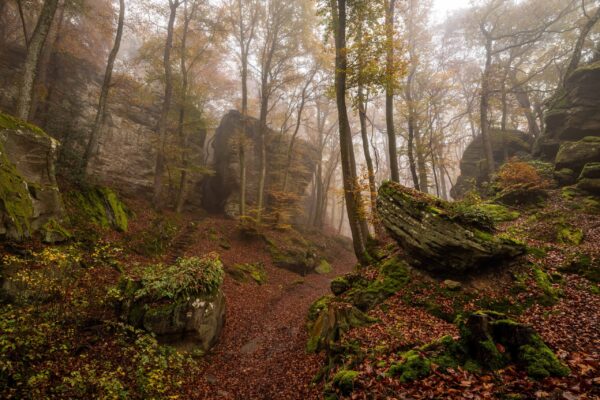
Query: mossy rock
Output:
[[466, 203, 520, 223], [554, 168, 577, 185], [315, 259, 332, 274], [40, 218, 71, 243], [0, 114, 65, 241], [331, 369, 359, 395], [378, 181, 525, 274], [229, 262, 267, 284], [330, 276, 350, 296], [118, 253, 226, 350], [70, 186, 129, 232], [388, 350, 432, 382], [519, 335, 570, 379], [533, 267, 562, 305], [349, 257, 410, 311]]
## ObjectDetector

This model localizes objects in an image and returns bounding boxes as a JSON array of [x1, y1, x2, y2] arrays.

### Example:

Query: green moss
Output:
[[308, 295, 333, 323], [0, 111, 49, 138], [332, 370, 359, 395], [519, 335, 570, 379], [469, 203, 520, 223], [388, 350, 432, 382], [70, 186, 129, 232], [479, 338, 506, 370], [330, 276, 350, 296], [533, 267, 561, 305], [41, 218, 71, 243], [230, 262, 267, 284], [557, 225, 583, 245], [315, 259, 332, 274], [0, 141, 34, 238]]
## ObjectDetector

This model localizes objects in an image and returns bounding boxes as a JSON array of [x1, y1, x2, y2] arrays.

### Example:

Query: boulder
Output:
[[576, 162, 600, 194], [202, 110, 317, 220], [118, 253, 226, 351], [0, 112, 66, 242], [377, 181, 525, 274], [536, 61, 600, 160], [265, 229, 318, 275], [554, 136, 600, 173], [451, 129, 532, 199]]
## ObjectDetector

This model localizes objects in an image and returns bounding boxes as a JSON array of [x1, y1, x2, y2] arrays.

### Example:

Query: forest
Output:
[[0, 0, 599, 399]]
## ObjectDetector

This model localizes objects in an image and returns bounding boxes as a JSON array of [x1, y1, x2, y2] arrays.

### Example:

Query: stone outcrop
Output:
[[532, 61, 600, 194], [535, 61, 600, 160], [378, 181, 525, 274], [118, 254, 225, 351], [451, 129, 532, 199], [0, 112, 66, 242], [202, 110, 317, 219], [0, 45, 206, 200]]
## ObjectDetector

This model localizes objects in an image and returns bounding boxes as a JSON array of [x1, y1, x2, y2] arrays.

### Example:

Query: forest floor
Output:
[[171, 217, 357, 399]]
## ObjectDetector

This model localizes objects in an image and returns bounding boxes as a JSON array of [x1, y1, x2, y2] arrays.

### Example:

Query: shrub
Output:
[[496, 160, 544, 189]]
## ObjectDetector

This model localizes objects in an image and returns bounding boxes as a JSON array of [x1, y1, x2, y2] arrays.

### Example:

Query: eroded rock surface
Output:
[[0, 112, 66, 242], [451, 129, 532, 199], [202, 110, 317, 220], [378, 181, 525, 274]]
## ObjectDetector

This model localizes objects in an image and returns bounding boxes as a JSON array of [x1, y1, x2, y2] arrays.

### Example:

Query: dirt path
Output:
[[178, 217, 356, 400]]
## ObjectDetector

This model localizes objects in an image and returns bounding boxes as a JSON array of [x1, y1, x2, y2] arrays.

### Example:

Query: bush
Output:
[[496, 160, 544, 190]]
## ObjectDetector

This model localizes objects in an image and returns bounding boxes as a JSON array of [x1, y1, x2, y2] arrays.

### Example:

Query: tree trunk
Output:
[[152, 0, 179, 209], [175, 0, 196, 213], [384, 0, 399, 183], [508, 69, 540, 137], [563, 6, 600, 86], [257, 88, 269, 222], [30, 2, 64, 123], [237, 0, 250, 217], [16, 0, 59, 121], [479, 36, 495, 177], [415, 130, 428, 193], [358, 85, 377, 219], [82, 0, 125, 176], [332, 0, 369, 264], [405, 69, 420, 190]]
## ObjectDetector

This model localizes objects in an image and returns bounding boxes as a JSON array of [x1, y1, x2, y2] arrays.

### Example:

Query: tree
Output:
[[255, 0, 303, 222], [384, 0, 400, 183], [229, 0, 260, 217], [563, 2, 600, 85], [82, 0, 126, 176], [153, 0, 181, 209], [329, 0, 370, 264], [16, 0, 59, 120]]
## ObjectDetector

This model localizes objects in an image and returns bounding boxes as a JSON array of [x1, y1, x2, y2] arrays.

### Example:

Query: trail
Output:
[[175, 217, 356, 400]]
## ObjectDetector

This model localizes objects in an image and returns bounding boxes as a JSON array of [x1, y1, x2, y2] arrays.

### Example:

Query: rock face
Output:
[[0, 112, 66, 242], [533, 62, 600, 194], [0, 45, 206, 200], [378, 181, 525, 274], [536, 61, 600, 160], [202, 110, 317, 219], [451, 129, 532, 199], [118, 254, 226, 351]]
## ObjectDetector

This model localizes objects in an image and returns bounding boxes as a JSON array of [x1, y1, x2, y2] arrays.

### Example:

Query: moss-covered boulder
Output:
[[117, 253, 226, 350], [265, 229, 318, 275], [377, 182, 525, 274], [69, 186, 129, 232], [460, 311, 569, 379], [0, 112, 66, 242], [555, 137, 600, 175]]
